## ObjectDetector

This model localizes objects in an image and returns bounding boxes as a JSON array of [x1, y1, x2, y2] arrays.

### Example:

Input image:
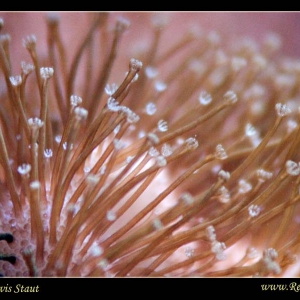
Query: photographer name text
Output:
[[0, 284, 39, 293]]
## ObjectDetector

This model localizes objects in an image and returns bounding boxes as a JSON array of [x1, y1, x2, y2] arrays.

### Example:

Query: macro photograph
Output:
[[0, 11, 300, 279]]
